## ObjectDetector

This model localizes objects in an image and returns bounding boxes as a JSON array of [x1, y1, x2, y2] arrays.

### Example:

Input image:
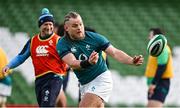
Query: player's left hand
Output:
[[148, 84, 156, 98], [89, 51, 99, 65], [132, 55, 144, 66]]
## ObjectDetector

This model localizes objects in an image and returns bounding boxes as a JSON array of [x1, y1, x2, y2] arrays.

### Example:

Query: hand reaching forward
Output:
[[132, 55, 144, 66], [88, 51, 99, 65], [0, 66, 10, 79]]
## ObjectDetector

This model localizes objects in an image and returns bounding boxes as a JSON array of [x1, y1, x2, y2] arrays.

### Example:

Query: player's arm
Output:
[[2, 39, 31, 73], [56, 38, 98, 70], [91, 32, 143, 65], [62, 51, 98, 70], [152, 47, 169, 85], [61, 53, 81, 69], [104, 45, 143, 65]]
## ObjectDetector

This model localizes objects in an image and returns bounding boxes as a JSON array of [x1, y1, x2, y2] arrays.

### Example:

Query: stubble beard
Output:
[[70, 33, 85, 40]]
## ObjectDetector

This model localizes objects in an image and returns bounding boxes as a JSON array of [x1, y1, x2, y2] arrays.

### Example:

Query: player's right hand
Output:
[[132, 55, 144, 66], [88, 51, 99, 65], [148, 84, 156, 98]]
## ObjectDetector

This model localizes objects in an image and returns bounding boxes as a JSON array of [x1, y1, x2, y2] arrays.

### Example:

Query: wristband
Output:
[[80, 60, 92, 68]]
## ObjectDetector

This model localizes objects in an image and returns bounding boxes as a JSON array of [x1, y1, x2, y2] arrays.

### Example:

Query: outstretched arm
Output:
[[105, 45, 143, 65], [2, 39, 31, 73]]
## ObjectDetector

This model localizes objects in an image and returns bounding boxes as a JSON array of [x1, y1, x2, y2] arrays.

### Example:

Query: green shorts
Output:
[[148, 78, 170, 103]]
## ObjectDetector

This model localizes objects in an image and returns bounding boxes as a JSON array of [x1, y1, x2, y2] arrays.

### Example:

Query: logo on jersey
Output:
[[71, 47, 77, 53], [49, 40, 53, 46], [86, 44, 91, 50], [36, 45, 49, 56], [78, 53, 88, 60]]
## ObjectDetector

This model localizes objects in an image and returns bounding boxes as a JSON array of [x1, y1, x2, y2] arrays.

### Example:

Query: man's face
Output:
[[148, 31, 154, 40], [64, 15, 85, 40], [40, 22, 54, 36]]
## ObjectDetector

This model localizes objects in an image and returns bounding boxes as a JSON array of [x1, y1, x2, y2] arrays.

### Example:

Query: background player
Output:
[[2, 8, 67, 107], [145, 28, 174, 107], [0, 47, 12, 108]]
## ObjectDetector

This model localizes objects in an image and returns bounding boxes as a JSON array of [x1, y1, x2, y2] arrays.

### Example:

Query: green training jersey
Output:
[[57, 31, 110, 85]]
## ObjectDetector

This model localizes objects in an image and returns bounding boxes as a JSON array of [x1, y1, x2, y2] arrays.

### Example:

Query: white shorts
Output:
[[0, 83, 12, 96], [80, 70, 113, 102]]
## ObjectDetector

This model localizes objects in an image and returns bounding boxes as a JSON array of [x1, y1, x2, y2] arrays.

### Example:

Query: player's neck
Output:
[[39, 33, 53, 40]]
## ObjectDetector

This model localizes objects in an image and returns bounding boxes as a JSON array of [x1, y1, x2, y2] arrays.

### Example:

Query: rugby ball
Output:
[[147, 34, 167, 57]]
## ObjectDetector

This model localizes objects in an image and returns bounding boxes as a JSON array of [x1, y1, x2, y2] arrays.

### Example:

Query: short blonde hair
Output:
[[64, 11, 80, 24]]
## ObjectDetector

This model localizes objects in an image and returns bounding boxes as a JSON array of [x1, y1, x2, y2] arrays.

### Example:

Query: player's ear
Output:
[[64, 24, 68, 32]]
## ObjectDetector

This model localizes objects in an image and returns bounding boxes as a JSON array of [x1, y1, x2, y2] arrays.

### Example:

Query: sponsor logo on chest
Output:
[[36, 45, 49, 56], [71, 46, 77, 53]]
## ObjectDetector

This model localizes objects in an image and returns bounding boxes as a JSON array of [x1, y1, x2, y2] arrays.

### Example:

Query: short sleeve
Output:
[[56, 38, 71, 59], [87, 32, 110, 51]]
